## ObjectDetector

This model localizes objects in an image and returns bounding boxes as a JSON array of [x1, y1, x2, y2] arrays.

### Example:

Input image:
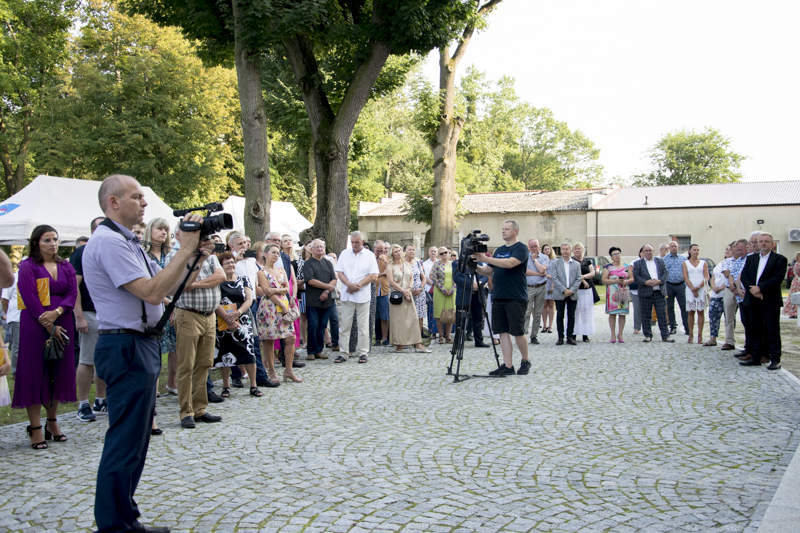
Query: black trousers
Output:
[[555, 299, 577, 339], [639, 291, 670, 339], [666, 281, 688, 331], [744, 301, 777, 361], [740, 304, 752, 354], [457, 294, 484, 344], [94, 334, 160, 533]]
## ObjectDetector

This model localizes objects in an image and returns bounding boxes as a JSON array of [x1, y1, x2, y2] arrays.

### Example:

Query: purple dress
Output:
[[12, 258, 77, 408]]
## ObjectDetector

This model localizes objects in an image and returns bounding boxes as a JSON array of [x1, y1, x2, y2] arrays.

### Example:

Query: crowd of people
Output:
[[0, 173, 794, 533]]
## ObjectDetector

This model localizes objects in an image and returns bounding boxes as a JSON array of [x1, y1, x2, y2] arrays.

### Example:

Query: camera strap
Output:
[[99, 218, 155, 329]]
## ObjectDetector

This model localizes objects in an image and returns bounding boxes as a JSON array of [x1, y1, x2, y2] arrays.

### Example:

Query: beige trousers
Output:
[[175, 309, 216, 420]]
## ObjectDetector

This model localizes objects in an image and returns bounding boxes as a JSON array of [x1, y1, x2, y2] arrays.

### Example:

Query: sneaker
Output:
[[77, 403, 96, 422], [207, 391, 225, 403], [517, 360, 531, 375], [530, 337, 539, 345], [381, 339, 390, 346], [165, 385, 179, 395], [489, 364, 515, 376], [92, 399, 109, 415]]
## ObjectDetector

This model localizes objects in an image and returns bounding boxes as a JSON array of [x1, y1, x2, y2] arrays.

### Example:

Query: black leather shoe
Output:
[[530, 337, 539, 345], [669, 327, 677, 335], [293, 361, 306, 368], [556, 338, 564, 346], [735, 350, 749, 357], [133, 521, 171, 533], [474, 341, 490, 348], [566, 338, 577, 346], [767, 362, 782, 370], [207, 391, 225, 403], [739, 358, 761, 366], [643, 336, 652, 342], [151, 428, 163, 436], [180, 416, 196, 429], [257, 378, 280, 388], [662, 337, 675, 343], [194, 413, 222, 423], [231, 377, 244, 388]]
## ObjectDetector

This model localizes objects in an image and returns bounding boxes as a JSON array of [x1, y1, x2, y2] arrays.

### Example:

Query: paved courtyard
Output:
[[1, 306, 799, 533]]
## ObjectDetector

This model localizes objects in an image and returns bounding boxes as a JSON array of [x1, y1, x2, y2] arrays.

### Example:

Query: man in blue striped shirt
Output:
[[663, 241, 688, 335]]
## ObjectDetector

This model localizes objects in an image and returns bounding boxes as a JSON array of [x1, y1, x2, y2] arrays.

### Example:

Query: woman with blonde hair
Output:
[[387, 244, 430, 352], [541, 244, 556, 333], [571, 242, 597, 342], [430, 246, 456, 344]]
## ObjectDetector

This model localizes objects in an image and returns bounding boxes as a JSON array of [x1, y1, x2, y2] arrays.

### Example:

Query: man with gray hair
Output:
[[658, 243, 669, 258], [335, 231, 379, 363], [663, 240, 688, 335], [304, 239, 338, 359]]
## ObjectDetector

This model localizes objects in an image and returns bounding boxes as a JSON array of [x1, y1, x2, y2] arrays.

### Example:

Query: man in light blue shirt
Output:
[[663, 241, 688, 335], [523, 238, 549, 344]]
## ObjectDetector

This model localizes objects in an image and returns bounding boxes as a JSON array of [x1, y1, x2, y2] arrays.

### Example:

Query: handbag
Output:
[[440, 307, 455, 322], [615, 285, 631, 303], [280, 295, 301, 324], [43, 325, 64, 363], [591, 284, 601, 304], [389, 290, 403, 305]]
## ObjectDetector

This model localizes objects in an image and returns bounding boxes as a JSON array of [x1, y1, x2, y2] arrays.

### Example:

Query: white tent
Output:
[[0, 175, 179, 245], [219, 196, 312, 242]]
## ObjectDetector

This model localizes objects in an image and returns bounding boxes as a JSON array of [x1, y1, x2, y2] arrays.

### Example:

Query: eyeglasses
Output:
[[439, 252, 448, 255]]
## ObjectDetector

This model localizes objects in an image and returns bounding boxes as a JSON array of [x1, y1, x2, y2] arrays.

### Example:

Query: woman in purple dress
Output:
[[13, 225, 77, 449]]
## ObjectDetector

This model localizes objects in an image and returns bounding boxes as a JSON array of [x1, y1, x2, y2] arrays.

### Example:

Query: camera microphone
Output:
[[173, 202, 223, 217]]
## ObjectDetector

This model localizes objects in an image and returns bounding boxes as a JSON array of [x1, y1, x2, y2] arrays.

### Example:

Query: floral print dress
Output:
[[409, 260, 426, 318], [256, 268, 295, 341]]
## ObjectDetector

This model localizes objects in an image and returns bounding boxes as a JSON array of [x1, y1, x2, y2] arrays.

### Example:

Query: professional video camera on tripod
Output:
[[147, 202, 233, 335], [447, 230, 505, 382]]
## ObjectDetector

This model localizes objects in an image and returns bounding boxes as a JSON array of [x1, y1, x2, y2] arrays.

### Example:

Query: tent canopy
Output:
[[0, 175, 179, 246], [219, 196, 312, 242]]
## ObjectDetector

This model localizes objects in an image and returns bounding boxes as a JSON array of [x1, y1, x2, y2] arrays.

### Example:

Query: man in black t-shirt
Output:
[[304, 239, 338, 359], [70, 216, 107, 422], [474, 219, 531, 376]]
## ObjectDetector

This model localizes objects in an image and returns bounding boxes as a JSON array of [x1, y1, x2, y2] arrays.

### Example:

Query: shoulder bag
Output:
[[43, 325, 64, 363]]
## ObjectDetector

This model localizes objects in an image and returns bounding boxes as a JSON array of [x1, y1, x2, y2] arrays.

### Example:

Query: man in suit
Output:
[[633, 244, 675, 343], [551, 242, 582, 345], [739, 232, 787, 370]]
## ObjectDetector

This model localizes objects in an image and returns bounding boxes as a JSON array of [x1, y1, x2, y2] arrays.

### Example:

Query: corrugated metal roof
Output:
[[592, 181, 800, 210], [360, 189, 601, 218]]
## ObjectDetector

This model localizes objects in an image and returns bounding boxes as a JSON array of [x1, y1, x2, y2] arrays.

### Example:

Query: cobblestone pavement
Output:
[[1, 306, 799, 533]]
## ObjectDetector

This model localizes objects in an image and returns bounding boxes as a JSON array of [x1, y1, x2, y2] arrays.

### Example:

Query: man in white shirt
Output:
[[422, 246, 438, 338], [335, 231, 379, 363]]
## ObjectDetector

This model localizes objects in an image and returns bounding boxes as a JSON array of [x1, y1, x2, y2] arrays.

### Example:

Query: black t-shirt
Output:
[[69, 245, 95, 313], [302, 256, 336, 309], [490, 241, 529, 301]]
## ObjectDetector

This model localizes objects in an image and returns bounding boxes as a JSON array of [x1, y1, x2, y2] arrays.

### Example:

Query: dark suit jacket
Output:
[[740, 252, 788, 307], [452, 260, 488, 307], [632, 257, 668, 298]]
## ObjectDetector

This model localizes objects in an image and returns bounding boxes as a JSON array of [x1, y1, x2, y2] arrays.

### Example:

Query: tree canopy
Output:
[[633, 127, 746, 187]]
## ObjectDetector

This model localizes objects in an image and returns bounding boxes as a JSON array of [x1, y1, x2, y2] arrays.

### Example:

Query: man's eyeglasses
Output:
[[439, 252, 448, 255]]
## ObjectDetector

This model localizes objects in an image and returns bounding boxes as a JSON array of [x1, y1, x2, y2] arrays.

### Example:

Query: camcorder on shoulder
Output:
[[456, 230, 490, 274], [173, 202, 234, 241]]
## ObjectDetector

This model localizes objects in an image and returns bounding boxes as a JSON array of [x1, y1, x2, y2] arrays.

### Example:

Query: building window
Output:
[[673, 236, 691, 253]]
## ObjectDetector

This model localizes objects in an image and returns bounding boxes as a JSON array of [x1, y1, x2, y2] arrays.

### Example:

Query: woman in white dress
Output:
[[571, 242, 597, 341], [683, 244, 709, 344]]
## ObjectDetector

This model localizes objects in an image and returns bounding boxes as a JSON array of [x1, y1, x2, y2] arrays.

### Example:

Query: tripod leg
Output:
[[476, 286, 503, 371]]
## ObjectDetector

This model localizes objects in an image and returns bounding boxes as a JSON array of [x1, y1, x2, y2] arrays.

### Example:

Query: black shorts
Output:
[[492, 298, 527, 336]]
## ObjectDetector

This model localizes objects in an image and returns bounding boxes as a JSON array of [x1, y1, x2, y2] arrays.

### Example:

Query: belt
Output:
[[527, 282, 546, 288], [179, 307, 215, 317], [667, 281, 685, 285], [99, 328, 162, 340]]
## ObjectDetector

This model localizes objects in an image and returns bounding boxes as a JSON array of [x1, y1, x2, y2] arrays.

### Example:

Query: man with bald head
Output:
[[632, 244, 674, 342], [84, 174, 211, 533], [663, 240, 689, 335]]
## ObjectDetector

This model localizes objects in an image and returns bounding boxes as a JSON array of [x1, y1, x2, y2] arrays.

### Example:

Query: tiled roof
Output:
[[592, 181, 800, 210], [360, 189, 600, 217]]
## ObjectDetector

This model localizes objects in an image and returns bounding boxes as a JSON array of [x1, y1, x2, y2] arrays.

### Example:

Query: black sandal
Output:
[[45, 418, 67, 442], [220, 387, 231, 398], [151, 427, 163, 436], [249, 387, 263, 397], [26, 425, 48, 450]]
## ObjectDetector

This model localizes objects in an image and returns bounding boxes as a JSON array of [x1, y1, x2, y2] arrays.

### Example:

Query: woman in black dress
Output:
[[214, 253, 263, 397]]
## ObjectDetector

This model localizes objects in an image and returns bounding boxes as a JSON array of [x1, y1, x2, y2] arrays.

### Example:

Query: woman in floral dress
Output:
[[257, 244, 302, 383], [783, 252, 800, 319], [404, 244, 428, 337]]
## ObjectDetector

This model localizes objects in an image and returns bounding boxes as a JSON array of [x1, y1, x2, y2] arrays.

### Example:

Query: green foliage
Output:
[[34, 1, 243, 208], [633, 127, 746, 186], [0, 0, 76, 198]]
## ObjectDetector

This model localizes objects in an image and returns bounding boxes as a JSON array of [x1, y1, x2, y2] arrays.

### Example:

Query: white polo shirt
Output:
[[335, 247, 379, 304]]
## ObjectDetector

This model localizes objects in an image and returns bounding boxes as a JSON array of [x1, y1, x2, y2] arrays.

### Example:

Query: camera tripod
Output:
[[447, 267, 505, 383]]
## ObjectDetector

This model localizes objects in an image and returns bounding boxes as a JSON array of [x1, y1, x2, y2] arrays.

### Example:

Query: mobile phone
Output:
[[243, 250, 257, 258], [60, 331, 69, 344]]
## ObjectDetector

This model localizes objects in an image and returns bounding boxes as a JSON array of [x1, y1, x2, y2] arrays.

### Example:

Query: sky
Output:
[[421, 0, 800, 185]]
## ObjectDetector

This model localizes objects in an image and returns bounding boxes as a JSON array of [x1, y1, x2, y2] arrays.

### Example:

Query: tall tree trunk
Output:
[[429, 0, 503, 247], [233, 0, 270, 241], [283, 34, 390, 254], [307, 141, 316, 222]]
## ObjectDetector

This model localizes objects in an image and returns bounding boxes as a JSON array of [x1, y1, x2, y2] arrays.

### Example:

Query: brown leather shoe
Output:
[[316, 352, 328, 359], [736, 353, 752, 360], [720, 344, 736, 351]]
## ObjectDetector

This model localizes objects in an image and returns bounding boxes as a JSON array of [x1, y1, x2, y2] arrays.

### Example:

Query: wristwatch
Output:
[[56, 307, 63, 316]]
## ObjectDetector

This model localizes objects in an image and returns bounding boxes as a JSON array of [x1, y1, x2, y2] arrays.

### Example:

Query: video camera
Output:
[[456, 230, 490, 274], [173, 202, 233, 241]]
